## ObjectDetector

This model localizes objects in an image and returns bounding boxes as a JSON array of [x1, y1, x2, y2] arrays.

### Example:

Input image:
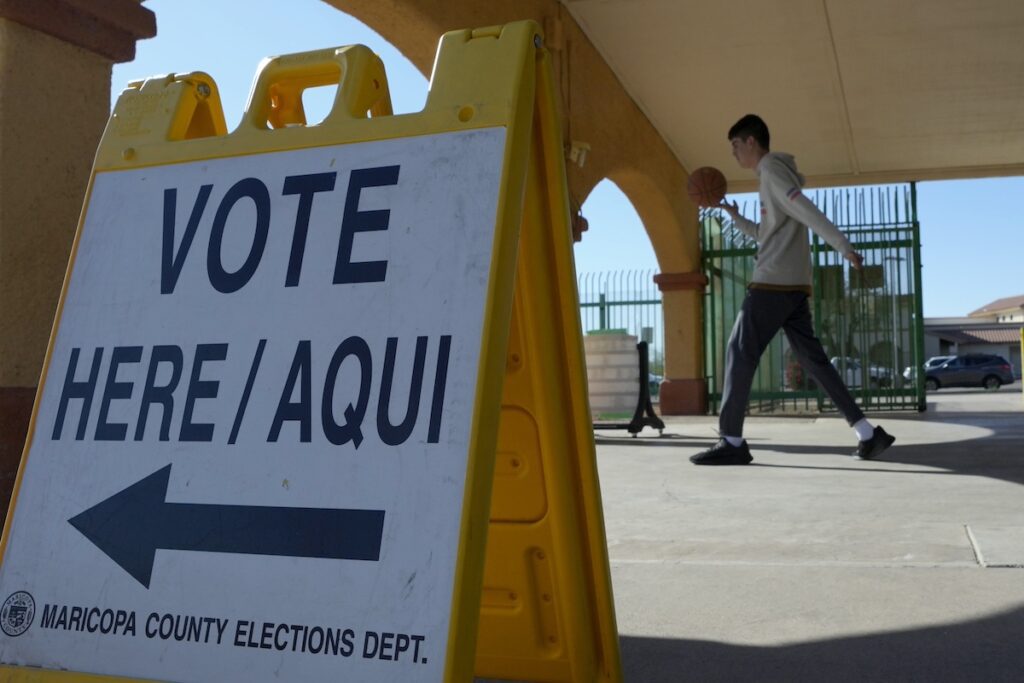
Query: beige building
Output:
[[968, 294, 1024, 324], [924, 295, 1024, 378]]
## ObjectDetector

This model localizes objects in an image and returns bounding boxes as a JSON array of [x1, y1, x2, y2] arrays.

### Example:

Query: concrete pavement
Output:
[[597, 387, 1024, 682]]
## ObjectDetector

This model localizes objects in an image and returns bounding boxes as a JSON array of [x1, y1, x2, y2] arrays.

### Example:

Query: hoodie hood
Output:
[[757, 152, 805, 187]]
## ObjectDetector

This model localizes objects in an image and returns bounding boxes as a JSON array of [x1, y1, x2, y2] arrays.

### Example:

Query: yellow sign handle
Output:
[[239, 45, 393, 130]]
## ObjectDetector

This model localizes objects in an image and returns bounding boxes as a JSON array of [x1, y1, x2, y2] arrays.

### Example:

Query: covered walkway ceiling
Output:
[[562, 0, 1024, 192]]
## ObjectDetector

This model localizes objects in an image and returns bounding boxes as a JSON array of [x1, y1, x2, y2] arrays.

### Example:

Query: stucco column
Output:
[[654, 272, 708, 414], [0, 1, 155, 519]]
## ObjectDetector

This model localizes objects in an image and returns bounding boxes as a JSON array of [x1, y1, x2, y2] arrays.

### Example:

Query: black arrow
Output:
[[69, 465, 385, 589]]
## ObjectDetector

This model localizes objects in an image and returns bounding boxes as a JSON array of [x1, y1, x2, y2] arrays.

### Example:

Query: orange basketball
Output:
[[686, 166, 728, 207]]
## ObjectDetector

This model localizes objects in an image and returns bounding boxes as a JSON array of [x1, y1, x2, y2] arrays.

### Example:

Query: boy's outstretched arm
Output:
[[766, 161, 865, 270], [718, 200, 759, 239]]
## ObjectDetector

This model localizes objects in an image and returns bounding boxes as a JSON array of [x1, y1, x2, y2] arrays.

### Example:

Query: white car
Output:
[[830, 357, 893, 389], [903, 355, 955, 384]]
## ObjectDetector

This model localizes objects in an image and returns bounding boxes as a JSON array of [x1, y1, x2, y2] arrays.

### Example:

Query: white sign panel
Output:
[[0, 127, 506, 681]]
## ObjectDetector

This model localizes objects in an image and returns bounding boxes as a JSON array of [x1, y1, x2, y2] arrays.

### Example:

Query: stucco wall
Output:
[[0, 19, 111, 386], [0, 18, 113, 516]]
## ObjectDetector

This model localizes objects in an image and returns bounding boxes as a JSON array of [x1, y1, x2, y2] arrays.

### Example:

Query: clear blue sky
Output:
[[115, 0, 1023, 318]]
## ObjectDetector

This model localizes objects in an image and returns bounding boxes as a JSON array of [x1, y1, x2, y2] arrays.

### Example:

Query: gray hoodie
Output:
[[732, 152, 853, 290]]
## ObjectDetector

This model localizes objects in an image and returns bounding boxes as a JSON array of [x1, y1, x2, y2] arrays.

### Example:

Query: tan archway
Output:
[[326, 0, 707, 413], [606, 165, 693, 273], [604, 165, 705, 411]]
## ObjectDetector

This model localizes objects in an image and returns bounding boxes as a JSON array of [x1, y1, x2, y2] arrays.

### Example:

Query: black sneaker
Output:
[[690, 439, 753, 465], [855, 426, 895, 460]]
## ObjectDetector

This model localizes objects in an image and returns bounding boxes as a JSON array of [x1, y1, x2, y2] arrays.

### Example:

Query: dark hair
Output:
[[728, 114, 770, 150]]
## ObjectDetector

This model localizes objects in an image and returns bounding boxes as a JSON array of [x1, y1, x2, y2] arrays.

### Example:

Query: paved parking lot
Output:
[[597, 387, 1024, 681]]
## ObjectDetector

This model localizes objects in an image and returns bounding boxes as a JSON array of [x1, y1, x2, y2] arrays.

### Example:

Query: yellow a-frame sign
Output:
[[0, 20, 620, 682]]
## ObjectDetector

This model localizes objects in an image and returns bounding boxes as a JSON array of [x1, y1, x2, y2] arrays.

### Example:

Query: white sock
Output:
[[853, 419, 875, 442], [723, 435, 744, 447]]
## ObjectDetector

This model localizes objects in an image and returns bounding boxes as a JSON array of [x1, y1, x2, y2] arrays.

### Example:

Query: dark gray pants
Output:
[[719, 289, 865, 437]]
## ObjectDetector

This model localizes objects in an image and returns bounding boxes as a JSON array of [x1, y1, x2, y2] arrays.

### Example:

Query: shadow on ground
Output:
[[596, 397, 1024, 486], [620, 603, 1024, 682]]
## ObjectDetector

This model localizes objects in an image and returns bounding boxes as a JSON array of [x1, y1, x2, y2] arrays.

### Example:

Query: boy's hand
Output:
[[718, 200, 741, 220], [844, 250, 864, 270]]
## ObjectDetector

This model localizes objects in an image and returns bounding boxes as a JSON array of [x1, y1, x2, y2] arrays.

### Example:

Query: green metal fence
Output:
[[702, 183, 926, 414], [577, 269, 664, 378]]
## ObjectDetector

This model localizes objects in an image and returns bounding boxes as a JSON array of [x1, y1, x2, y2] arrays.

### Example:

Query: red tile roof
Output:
[[931, 327, 1021, 344], [962, 328, 1023, 344]]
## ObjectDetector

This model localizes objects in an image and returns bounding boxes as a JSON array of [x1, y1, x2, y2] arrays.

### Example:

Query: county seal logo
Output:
[[1, 591, 35, 637]]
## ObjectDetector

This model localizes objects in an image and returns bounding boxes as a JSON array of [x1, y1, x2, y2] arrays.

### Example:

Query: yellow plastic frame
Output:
[[0, 20, 621, 683]]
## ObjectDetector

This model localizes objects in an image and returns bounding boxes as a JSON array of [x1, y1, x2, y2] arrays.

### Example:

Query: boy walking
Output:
[[692, 114, 894, 465]]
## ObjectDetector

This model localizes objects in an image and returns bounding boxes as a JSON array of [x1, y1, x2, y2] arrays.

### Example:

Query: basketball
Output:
[[686, 166, 728, 207]]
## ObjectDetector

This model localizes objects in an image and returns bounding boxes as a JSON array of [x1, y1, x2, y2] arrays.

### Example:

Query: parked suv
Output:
[[924, 354, 1015, 391]]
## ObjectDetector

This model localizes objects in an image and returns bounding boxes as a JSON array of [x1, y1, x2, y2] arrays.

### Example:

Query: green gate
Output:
[[703, 183, 925, 414]]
